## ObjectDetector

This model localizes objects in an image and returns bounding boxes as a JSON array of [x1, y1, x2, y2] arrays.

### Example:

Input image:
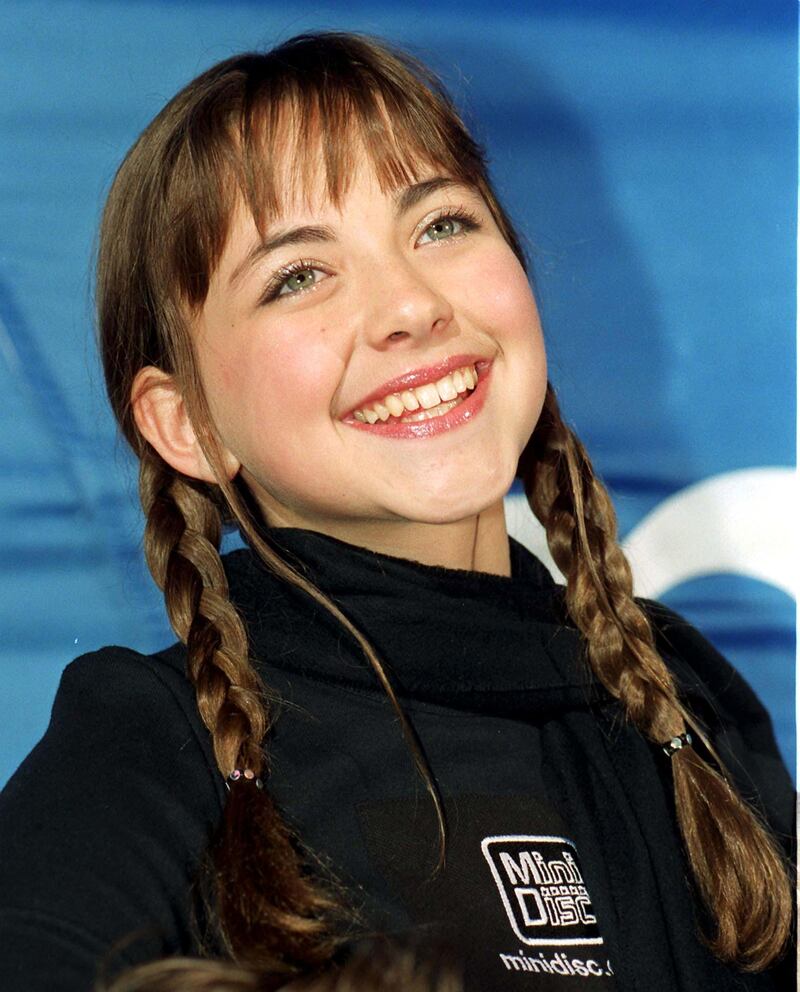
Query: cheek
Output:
[[248, 334, 345, 434], [462, 247, 548, 430], [467, 248, 541, 338], [204, 319, 346, 458]]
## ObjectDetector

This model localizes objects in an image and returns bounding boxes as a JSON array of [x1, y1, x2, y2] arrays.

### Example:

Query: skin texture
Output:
[[133, 152, 547, 576]]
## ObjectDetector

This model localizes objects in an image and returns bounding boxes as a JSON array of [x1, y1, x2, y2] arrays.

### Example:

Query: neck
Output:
[[264, 499, 512, 577], [346, 499, 512, 576]]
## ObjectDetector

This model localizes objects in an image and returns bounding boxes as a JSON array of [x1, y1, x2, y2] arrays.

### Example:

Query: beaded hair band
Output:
[[226, 768, 264, 790], [661, 732, 692, 758]]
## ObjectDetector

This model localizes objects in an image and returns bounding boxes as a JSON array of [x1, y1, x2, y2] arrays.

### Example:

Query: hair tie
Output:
[[226, 768, 264, 790], [661, 732, 692, 758]]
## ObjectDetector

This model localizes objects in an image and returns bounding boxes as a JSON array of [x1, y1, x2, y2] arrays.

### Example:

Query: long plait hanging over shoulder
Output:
[[518, 384, 792, 970], [94, 30, 501, 980], [138, 445, 342, 974]]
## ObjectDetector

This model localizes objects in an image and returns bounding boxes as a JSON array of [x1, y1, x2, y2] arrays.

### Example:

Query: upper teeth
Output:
[[352, 364, 478, 424]]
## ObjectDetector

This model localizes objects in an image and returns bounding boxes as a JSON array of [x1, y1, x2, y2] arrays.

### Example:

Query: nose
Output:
[[359, 253, 455, 349]]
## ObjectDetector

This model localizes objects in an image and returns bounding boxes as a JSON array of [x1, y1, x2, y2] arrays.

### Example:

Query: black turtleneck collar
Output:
[[222, 527, 611, 719]]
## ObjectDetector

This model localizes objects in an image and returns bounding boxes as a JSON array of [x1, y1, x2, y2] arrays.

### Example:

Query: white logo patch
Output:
[[482, 835, 604, 948]]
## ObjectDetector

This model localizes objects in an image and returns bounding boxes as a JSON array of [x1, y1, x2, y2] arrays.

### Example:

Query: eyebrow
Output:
[[228, 177, 465, 288], [394, 176, 462, 215], [228, 225, 336, 288]]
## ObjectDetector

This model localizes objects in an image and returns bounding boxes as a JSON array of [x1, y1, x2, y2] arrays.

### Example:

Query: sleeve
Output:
[[0, 647, 225, 992], [646, 600, 796, 848]]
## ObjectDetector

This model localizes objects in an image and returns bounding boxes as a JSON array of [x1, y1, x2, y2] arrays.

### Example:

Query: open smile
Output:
[[341, 359, 492, 438]]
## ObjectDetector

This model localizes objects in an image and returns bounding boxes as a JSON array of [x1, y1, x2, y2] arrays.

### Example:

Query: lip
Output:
[[344, 353, 491, 417], [342, 360, 493, 439]]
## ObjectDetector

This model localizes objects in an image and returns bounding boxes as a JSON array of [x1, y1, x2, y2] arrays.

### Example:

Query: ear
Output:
[[131, 367, 240, 484]]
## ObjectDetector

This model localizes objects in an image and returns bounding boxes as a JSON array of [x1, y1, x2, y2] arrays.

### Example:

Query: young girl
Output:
[[0, 31, 794, 992]]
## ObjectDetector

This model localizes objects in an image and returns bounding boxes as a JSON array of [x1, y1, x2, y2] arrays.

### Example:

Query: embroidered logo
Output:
[[481, 835, 604, 947]]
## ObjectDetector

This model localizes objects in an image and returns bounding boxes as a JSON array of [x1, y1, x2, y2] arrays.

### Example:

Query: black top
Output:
[[0, 529, 794, 991]]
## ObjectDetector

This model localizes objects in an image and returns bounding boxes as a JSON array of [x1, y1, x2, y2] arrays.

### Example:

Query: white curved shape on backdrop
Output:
[[623, 467, 797, 600], [504, 491, 560, 580], [505, 467, 797, 601]]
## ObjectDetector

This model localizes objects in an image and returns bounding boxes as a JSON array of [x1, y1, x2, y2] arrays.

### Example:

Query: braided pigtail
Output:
[[139, 447, 342, 974], [100, 940, 463, 992], [518, 384, 792, 970]]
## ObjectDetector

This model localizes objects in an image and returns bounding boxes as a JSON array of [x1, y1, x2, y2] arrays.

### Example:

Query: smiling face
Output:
[[192, 152, 547, 552]]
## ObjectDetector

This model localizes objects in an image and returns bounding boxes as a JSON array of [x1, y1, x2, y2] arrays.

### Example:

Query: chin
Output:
[[388, 459, 516, 525]]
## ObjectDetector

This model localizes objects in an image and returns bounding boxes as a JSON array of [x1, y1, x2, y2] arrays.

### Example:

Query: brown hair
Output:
[[96, 30, 791, 987], [100, 939, 462, 992]]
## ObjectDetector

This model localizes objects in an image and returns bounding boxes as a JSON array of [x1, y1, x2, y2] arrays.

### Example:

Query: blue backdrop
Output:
[[0, 0, 795, 784]]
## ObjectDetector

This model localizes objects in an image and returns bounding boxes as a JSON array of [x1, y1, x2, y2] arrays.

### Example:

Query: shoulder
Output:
[[641, 599, 771, 725], [1, 641, 225, 833], [641, 599, 795, 841], [62, 642, 220, 790], [51, 643, 210, 752], [547, 586, 780, 741], [0, 644, 225, 983]]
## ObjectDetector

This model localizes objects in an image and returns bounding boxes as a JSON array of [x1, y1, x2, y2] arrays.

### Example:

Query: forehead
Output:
[[236, 93, 464, 226], [273, 148, 389, 215], [265, 156, 457, 227]]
